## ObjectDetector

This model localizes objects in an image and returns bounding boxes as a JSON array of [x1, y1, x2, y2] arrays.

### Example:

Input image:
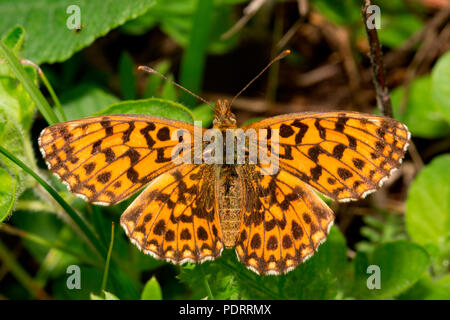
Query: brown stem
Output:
[[361, 0, 393, 118]]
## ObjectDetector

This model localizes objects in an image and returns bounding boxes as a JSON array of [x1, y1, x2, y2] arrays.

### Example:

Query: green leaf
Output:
[[128, 0, 239, 57], [178, 252, 241, 300], [431, 51, 450, 124], [399, 274, 450, 300], [0, 111, 35, 222], [0, 0, 156, 64], [1, 29, 37, 131], [90, 293, 103, 300], [406, 154, 450, 274], [0, 65, 37, 132], [95, 98, 194, 123], [423, 275, 450, 300], [356, 211, 407, 254], [140, 277, 162, 300], [0, 167, 17, 222], [90, 290, 120, 300], [353, 241, 430, 299], [406, 154, 450, 246], [60, 84, 119, 120], [391, 76, 450, 138], [192, 104, 214, 128]]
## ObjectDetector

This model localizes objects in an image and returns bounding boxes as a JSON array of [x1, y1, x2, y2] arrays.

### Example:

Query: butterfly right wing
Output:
[[39, 114, 197, 205]]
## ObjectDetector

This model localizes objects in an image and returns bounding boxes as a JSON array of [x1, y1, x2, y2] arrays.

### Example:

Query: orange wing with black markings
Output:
[[235, 164, 334, 275], [233, 111, 410, 274], [39, 114, 197, 205], [120, 164, 223, 263], [244, 112, 410, 202]]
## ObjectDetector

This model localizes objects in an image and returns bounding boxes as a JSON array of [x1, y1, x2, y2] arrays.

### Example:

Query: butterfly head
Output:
[[213, 99, 236, 128]]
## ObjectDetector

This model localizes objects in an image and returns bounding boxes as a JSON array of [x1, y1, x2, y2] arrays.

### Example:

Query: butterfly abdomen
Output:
[[216, 165, 242, 248]]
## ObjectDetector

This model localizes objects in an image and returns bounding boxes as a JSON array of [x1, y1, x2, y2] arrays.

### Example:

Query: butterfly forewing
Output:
[[244, 112, 410, 202], [39, 114, 196, 205]]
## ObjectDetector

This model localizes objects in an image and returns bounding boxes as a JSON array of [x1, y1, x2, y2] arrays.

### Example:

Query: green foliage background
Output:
[[0, 0, 449, 300]]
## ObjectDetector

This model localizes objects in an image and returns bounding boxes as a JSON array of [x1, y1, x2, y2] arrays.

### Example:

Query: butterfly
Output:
[[38, 97, 410, 275]]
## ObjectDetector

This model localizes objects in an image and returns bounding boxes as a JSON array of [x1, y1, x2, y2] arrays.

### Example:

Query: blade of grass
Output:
[[119, 51, 137, 100], [0, 41, 60, 125], [101, 222, 115, 293], [39, 66, 66, 122], [179, 0, 214, 107], [0, 145, 104, 258], [88, 204, 109, 247]]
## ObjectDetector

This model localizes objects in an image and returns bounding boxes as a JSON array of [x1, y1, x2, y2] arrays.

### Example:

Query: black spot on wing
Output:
[[122, 122, 135, 144], [280, 124, 295, 138]]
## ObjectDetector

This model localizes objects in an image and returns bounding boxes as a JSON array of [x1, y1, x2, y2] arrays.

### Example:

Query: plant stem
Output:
[[17, 59, 66, 122], [361, 0, 393, 118], [101, 222, 115, 293]]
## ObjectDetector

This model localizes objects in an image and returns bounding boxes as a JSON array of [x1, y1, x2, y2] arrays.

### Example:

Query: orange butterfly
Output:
[[38, 98, 409, 275]]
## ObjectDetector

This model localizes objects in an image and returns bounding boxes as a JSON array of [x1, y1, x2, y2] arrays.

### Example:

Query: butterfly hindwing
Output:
[[120, 164, 223, 263], [244, 112, 410, 202], [235, 164, 334, 275], [39, 114, 196, 205]]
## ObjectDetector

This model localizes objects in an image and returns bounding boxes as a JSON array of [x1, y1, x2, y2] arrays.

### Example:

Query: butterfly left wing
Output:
[[39, 114, 196, 205], [243, 112, 410, 202], [235, 164, 334, 275], [121, 164, 224, 263]]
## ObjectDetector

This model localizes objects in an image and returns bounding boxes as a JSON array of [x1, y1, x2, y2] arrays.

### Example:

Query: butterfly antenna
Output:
[[230, 50, 291, 107], [138, 66, 215, 110]]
